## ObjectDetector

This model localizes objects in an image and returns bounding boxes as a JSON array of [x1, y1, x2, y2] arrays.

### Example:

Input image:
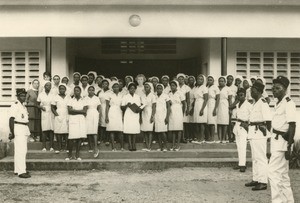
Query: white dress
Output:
[[37, 92, 54, 131], [163, 85, 171, 95], [178, 84, 191, 123], [188, 87, 196, 123], [68, 97, 87, 139], [122, 93, 142, 134], [85, 95, 101, 134], [168, 91, 185, 131], [155, 93, 170, 132], [217, 86, 231, 125], [193, 85, 208, 123], [141, 92, 156, 132], [106, 92, 123, 132], [228, 85, 238, 120], [98, 90, 111, 127], [51, 94, 70, 134], [207, 85, 220, 125], [50, 85, 59, 95], [136, 85, 145, 97], [81, 85, 90, 98]]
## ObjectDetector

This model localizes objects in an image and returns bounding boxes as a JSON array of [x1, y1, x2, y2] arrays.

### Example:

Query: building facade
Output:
[[1, 0, 300, 138]]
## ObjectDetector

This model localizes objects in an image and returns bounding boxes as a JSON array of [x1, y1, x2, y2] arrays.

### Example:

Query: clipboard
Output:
[[129, 103, 142, 113]]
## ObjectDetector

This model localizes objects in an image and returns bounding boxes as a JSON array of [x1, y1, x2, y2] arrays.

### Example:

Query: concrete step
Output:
[[22, 148, 251, 159], [0, 157, 252, 171], [5, 142, 247, 155]]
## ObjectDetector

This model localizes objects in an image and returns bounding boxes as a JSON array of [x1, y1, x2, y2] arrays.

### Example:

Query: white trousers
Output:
[[268, 152, 294, 203], [14, 135, 28, 175], [250, 139, 268, 183], [234, 124, 248, 166]]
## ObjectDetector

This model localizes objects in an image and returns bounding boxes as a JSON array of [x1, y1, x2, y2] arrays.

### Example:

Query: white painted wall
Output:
[[0, 5, 300, 38], [0, 37, 67, 140]]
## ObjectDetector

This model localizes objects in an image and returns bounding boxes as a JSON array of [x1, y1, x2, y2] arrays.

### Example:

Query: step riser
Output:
[[0, 161, 252, 171], [5, 143, 245, 156], [24, 152, 251, 159]]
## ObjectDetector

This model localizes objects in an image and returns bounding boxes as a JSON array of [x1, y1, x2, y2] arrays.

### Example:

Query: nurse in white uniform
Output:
[[217, 76, 232, 143], [161, 75, 171, 95], [85, 86, 101, 158], [121, 82, 143, 151], [187, 76, 196, 142], [206, 76, 220, 143], [37, 81, 55, 151], [141, 82, 156, 151], [51, 84, 70, 153], [135, 74, 146, 97], [177, 73, 190, 142], [168, 80, 186, 151], [80, 75, 90, 98], [67, 86, 88, 161], [98, 78, 111, 145], [61, 76, 72, 96], [193, 74, 208, 143], [105, 81, 124, 151], [154, 83, 171, 152]]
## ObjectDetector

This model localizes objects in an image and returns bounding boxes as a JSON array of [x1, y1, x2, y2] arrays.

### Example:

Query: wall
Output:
[[0, 37, 67, 140], [0, 5, 300, 38]]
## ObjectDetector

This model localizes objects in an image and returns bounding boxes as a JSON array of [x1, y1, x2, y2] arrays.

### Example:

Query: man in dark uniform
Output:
[[9, 88, 31, 178]]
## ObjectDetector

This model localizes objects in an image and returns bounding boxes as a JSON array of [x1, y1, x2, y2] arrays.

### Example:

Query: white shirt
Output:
[[10, 100, 29, 123], [236, 100, 252, 122]]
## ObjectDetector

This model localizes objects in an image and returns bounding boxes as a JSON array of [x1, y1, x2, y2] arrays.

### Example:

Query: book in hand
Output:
[[129, 103, 142, 113]]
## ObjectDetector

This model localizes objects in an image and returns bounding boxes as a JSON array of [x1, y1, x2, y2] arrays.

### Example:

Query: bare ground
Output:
[[0, 168, 299, 203]]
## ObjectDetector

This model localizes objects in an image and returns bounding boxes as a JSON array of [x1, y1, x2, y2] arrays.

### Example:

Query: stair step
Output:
[[0, 157, 252, 170], [20, 148, 251, 159]]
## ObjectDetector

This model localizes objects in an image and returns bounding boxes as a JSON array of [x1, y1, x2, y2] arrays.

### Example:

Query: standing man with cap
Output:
[[9, 88, 31, 178], [245, 82, 272, 191], [268, 76, 295, 203]]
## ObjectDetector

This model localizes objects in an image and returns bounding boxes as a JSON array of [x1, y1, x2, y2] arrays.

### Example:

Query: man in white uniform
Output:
[[233, 88, 252, 172], [268, 76, 295, 203], [245, 82, 272, 191], [9, 88, 31, 178]]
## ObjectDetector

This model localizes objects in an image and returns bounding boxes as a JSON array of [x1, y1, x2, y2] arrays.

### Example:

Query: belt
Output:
[[14, 121, 28, 126], [249, 122, 265, 126], [272, 129, 288, 141], [236, 119, 248, 124]]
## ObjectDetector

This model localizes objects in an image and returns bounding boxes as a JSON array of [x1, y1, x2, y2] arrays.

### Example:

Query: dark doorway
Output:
[[75, 57, 200, 79]]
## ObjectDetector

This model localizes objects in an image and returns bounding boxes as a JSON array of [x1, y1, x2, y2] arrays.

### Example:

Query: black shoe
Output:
[[18, 173, 31, 178], [182, 139, 188, 143], [240, 166, 246, 172], [245, 181, 258, 187], [252, 183, 267, 191], [132, 148, 137, 151], [14, 173, 18, 175], [233, 165, 240, 170]]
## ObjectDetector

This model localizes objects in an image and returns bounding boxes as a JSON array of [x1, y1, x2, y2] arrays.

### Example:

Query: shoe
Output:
[[42, 148, 46, 152], [94, 150, 99, 158], [65, 157, 71, 161], [97, 141, 101, 145], [163, 149, 167, 152], [83, 142, 88, 146], [121, 148, 124, 151], [182, 139, 188, 143], [233, 166, 240, 170], [142, 148, 148, 151], [88, 150, 93, 153], [252, 183, 267, 191], [240, 166, 246, 172], [18, 173, 31, 178], [215, 141, 221, 143], [76, 157, 82, 161], [66, 150, 69, 153], [132, 148, 137, 151], [245, 181, 259, 187], [152, 141, 156, 144], [157, 149, 161, 151], [50, 148, 54, 152], [191, 141, 197, 144], [175, 147, 181, 151], [55, 150, 60, 154], [105, 142, 110, 146], [112, 149, 117, 152]]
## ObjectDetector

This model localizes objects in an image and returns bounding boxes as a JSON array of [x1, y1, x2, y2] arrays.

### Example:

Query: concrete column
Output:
[[221, 37, 227, 76], [45, 37, 52, 73]]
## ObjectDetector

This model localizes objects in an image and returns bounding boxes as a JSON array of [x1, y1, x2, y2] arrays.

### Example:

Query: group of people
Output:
[[9, 70, 296, 203]]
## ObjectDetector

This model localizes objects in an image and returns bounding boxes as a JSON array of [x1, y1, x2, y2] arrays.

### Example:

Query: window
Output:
[[236, 51, 300, 106], [0, 51, 40, 101]]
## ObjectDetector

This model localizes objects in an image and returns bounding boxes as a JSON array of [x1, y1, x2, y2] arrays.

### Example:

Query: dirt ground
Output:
[[0, 168, 299, 203]]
